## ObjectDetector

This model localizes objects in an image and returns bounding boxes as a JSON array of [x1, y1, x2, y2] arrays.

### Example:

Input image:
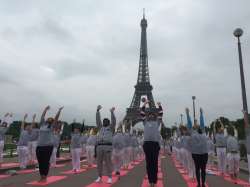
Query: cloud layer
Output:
[[0, 0, 250, 127]]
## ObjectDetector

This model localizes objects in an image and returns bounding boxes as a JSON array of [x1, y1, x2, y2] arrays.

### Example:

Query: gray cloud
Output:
[[0, 0, 250, 127]]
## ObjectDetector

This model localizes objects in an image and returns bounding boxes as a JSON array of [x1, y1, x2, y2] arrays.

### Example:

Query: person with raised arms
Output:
[[28, 114, 39, 165], [140, 98, 163, 187], [215, 119, 227, 176], [226, 126, 240, 181], [0, 113, 13, 168], [86, 128, 97, 167], [50, 122, 64, 167], [112, 125, 125, 179], [95, 105, 116, 184], [70, 121, 82, 172], [17, 114, 32, 169], [36, 105, 63, 183]]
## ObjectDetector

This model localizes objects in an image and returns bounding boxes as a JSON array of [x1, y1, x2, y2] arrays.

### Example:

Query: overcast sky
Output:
[[0, 0, 250, 127]]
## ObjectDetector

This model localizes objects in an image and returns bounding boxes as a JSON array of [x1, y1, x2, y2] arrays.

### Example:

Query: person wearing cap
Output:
[[0, 113, 13, 168], [70, 121, 82, 172], [50, 122, 64, 167], [17, 114, 32, 169], [95, 105, 116, 184], [36, 105, 63, 183], [140, 99, 163, 187], [215, 119, 227, 175], [112, 126, 125, 178], [226, 126, 240, 181], [86, 128, 97, 167]]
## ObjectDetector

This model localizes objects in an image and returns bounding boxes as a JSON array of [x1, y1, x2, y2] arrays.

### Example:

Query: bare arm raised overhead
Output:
[[96, 105, 102, 130], [21, 114, 28, 130], [53, 107, 64, 126], [40, 106, 50, 125], [110, 107, 116, 133]]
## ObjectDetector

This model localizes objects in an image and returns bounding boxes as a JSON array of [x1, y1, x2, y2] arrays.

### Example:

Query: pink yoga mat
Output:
[[112, 170, 128, 177], [61, 169, 86, 174], [17, 169, 37, 174], [2, 162, 19, 168], [223, 176, 250, 186], [82, 164, 97, 169], [0, 175, 10, 179], [51, 164, 66, 168], [27, 176, 67, 186], [85, 176, 119, 187]]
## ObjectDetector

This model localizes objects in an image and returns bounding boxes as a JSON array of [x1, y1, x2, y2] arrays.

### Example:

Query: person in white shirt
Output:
[[0, 113, 13, 168]]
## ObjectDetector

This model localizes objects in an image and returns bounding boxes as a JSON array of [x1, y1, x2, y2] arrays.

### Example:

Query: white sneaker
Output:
[[107, 177, 112, 184], [95, 177, 102, 183]]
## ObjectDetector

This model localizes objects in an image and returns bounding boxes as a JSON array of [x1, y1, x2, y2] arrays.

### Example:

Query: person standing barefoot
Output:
[[36, 106, 63, 183], [95, 105, 116, 184]]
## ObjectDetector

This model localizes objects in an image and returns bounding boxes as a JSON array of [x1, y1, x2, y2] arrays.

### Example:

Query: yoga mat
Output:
[[51, 164, 66, 168], [112, 170, 128, 177], [17, 169, 37, 174], [223, 176, 250, 186], [61, 169, 86, 174], [2, 162, 19, 168], [82, 164, 97, 169], [27, 176, 67, 186], [85, 176, 119, 187], [0, 174, 10, 179]]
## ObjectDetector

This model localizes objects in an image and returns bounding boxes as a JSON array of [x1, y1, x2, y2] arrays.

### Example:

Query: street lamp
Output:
[[192, 96, 196, 125], [180, 114, 183, 125], [233, 28, 249, 130]]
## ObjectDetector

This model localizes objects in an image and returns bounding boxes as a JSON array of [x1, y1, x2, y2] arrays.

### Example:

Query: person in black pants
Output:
[[140, 99, 163, 187], [190, 127, 208, 187], [36, 105, 63, 183]]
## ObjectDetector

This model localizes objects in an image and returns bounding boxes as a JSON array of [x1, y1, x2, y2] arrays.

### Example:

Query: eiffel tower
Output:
[[124, 12, 158, 128]]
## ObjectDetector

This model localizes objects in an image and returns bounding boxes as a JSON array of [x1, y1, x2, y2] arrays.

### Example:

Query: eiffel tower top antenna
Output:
[[143, 8, 145, 19]]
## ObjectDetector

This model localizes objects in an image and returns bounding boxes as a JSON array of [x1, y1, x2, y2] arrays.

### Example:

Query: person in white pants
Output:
[[123, 131, 132, 169], [86, 129, 97, 167], [226, 126, 240, 180], [28, 114, 39, 164], [137, 135, 144, 159], [131, 133, 139, 162], [17, 114, 32, 169], [0, 113, 13, 168], [207, 136, 215, 168], [50, 123, 64, 167], [81, 133, 88, 157], [112, 128, 125, 178], [215, 122, 227, 175], [71, 123, 82, 172]]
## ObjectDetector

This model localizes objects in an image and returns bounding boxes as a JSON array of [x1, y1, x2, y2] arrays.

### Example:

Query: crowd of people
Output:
[[0, 99, 163, 187], [0, 99, 248, 187], [169, 108, 241, 187]]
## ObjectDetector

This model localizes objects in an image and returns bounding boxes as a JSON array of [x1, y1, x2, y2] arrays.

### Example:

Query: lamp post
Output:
[[180, 114, 183, 125], [233, 28, 249, 130], [192, 96, 196, 125]]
